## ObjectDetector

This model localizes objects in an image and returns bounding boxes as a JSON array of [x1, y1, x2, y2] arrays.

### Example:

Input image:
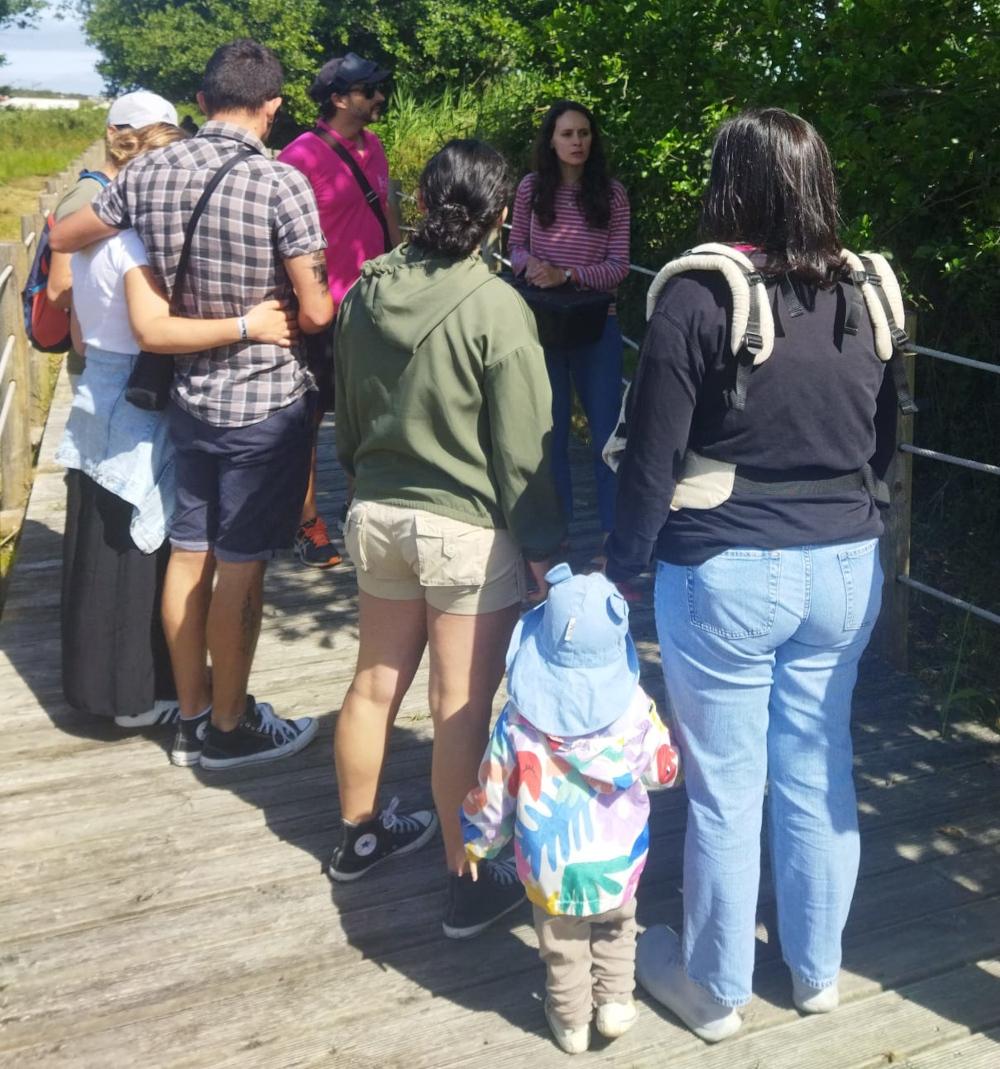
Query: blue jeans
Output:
[[653, 540, 883, 1005], [545, 316, 622, 532]]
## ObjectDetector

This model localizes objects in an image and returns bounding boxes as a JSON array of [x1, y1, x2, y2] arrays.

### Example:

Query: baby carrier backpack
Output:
[[602, 243, 915, 509]]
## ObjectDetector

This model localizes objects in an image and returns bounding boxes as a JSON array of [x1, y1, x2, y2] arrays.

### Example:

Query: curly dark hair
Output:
[[413, 139, 513, 259], [701, 108, 844, 288], [530, 100, 612, 231]]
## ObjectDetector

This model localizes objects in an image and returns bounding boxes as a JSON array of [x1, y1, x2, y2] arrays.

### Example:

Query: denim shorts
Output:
[[344, 500, 525, 615], [168, 395, 313, 562]]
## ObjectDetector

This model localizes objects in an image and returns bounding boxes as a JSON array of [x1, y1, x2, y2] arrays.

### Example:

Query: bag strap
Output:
[[78, 169, 111, 188], [859, 254, 918, 415], [311, 127, 392, 253], [169, 148, 254, 313]]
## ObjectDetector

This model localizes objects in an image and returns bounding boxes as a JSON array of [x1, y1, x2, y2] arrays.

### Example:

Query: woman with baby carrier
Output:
[[605, 108, 901, 1041]]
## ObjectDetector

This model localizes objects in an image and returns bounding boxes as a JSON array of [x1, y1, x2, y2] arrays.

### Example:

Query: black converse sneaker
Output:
[[199, 697, 318, 770], [326, 798, 439, 882], [442, 857, 526, 939], [169, 709, 211, 767]]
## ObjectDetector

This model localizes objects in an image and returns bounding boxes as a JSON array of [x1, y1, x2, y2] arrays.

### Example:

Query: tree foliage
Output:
[[1, 0, 45, 68], [75, 0, 998, 349], [71, 1, 324, 120]]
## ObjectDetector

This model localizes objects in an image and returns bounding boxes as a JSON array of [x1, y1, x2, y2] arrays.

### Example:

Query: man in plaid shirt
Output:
[[52, 40, 334, 770]]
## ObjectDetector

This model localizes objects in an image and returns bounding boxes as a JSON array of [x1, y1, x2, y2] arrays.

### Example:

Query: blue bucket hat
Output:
[[506, 563, 639, 738]]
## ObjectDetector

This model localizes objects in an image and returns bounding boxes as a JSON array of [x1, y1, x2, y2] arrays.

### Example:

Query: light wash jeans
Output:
[[654, 539, 883, 1006], [545, 315, 622, 532]]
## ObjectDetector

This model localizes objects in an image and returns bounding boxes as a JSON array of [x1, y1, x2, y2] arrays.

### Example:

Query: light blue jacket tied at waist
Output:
[[56, 346, 175, 553]]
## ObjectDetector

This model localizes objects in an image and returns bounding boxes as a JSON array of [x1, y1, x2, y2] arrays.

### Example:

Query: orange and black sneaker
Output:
[[294, 515, 342, 568]]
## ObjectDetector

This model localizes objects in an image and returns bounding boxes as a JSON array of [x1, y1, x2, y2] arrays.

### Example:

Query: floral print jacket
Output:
[[460, 687, 680, 917]]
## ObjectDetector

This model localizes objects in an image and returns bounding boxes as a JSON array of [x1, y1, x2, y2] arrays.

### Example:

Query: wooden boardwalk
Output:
[[2, 367, 1000, 1069]]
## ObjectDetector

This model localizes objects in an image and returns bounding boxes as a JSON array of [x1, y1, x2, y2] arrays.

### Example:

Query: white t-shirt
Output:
[[71, 227, 149, 355]]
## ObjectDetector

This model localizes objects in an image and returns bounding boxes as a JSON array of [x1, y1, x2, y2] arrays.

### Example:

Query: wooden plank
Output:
[[898, 1026, 1000, 1068], [2, 351, 1000, 1069]]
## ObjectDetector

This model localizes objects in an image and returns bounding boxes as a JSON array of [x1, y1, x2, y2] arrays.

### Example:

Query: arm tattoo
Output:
[[310, 249, 329, 290]]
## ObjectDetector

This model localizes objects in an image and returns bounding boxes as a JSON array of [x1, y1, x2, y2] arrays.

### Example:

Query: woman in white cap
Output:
[[47, 91, 181, 378]]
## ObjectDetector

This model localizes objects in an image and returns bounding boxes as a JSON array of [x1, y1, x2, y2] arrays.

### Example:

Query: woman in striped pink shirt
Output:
[[509, 100, 631, 558]]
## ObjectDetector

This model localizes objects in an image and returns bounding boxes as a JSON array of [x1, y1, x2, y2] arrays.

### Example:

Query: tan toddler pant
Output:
[[533, 898, 638, 1028]]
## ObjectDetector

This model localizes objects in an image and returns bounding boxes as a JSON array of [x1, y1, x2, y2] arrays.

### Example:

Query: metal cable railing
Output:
[[896, 339, 1000, 631]]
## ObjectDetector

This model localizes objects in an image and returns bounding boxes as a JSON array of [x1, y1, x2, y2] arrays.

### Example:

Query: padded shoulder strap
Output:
[[839, 249, 906, 362], [645, 243, 774, 366]]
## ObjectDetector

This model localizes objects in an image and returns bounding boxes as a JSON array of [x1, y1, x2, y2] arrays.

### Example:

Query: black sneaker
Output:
[[199, 697, 318, 770], [442, 857, 526, 939], [169, 709, 211, 767], [326, 798, 439, 882]]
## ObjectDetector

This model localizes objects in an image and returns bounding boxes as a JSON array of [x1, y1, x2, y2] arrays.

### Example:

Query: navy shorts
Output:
[[168, 395, 314, 562]]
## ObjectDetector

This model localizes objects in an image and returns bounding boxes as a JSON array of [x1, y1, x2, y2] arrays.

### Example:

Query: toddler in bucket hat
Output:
[[459, 563, 681, 1054]]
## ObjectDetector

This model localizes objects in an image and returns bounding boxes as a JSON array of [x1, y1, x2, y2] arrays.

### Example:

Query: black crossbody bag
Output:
[[125, 148, 254, 411], [310, 127, 393, 253]]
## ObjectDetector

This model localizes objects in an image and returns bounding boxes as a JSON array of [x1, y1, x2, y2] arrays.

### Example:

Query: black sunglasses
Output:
[[349, 83, 379, 99]]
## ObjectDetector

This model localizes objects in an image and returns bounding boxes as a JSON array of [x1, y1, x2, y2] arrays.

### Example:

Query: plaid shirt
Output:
[[94, 122, 326, 427]]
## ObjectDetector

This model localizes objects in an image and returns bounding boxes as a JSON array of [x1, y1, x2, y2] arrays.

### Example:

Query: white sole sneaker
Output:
[[169, 710, 211, 767], [199, 714, 319, 770], [792, 974, 839, 1013], [115, 700, 180, 729], [544, 1001, 590, 1054], [326, 809, 439, 883], [595, 998, 639, 1038], [636, 926, 742, 1043]]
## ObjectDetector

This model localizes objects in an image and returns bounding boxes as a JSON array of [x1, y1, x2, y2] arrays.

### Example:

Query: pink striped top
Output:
[[508, 173, 631, 305]]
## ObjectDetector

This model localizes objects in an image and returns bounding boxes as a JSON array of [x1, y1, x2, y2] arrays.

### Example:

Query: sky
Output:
[[2, 9, 104, 95]]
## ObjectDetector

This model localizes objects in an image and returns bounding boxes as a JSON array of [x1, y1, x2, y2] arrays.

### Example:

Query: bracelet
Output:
[[237, 316, 248, 341]]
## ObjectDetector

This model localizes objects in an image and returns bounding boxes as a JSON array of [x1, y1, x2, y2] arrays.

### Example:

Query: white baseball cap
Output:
[[107, 90, 178, 129]]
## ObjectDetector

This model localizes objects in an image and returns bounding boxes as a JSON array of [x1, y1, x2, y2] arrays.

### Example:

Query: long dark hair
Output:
[[701, 108, 843, 288], [412, 139, 513, 258], [530, 100, 612, 231]]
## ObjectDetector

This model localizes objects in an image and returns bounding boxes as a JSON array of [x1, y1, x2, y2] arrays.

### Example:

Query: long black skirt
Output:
[[61, 470, 176, 718]]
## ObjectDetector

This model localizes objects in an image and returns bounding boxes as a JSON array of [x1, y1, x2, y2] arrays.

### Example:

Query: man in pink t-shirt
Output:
[[279, 52, 401, 567]]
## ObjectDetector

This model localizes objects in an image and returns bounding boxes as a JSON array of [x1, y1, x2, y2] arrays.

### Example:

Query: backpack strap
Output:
[[646, 243, 774, 411], [778, 273, 804, 318], [78, 169, 111, 188], [841, 250, 917, 414], [310, 128, 393, 253]]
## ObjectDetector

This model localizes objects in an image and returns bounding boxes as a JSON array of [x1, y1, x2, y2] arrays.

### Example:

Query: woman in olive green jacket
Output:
[[327, 140, 566, 939]]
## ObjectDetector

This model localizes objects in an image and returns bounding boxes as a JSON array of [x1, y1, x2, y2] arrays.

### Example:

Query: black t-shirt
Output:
[[605, 266, 897, 580]]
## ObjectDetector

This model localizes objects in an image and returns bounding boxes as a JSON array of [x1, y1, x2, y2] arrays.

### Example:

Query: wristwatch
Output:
[[563, 268, 573, 283]]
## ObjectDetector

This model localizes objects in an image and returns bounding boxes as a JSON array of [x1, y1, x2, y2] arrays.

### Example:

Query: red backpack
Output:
[[22, 170, 109, 353]]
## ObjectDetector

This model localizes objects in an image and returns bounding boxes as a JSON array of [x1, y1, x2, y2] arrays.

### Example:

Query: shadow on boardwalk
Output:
[[1, 369, 999, 1067]]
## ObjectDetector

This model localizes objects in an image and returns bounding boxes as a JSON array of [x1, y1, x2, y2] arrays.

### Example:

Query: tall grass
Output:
[[0, 106, 107, 184], [380, 73, 547, 204]]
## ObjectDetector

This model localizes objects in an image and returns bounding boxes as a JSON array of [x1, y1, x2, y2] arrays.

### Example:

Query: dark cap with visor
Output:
[[311, 52, 391, 100]]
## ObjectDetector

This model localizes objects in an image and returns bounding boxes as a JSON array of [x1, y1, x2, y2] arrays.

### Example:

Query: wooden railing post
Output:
[[20, 213, 50, 429], [872, 312, 917, 670], [0, 244, 35, 531]]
